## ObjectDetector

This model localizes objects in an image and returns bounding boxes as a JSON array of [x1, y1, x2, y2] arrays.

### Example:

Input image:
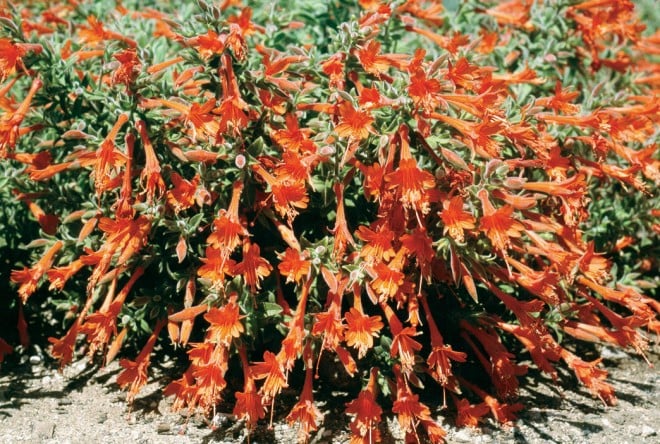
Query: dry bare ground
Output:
[[0, 343, 658, 444]]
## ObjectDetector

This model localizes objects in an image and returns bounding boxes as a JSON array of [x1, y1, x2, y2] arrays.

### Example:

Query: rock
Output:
[[156, 422, 171, 434], [453, 428, 474, 442], [35, 421, 56, 439], [600, 346, 628, 361], [640, 425, 656, 438], [29, 355, 42, 365]]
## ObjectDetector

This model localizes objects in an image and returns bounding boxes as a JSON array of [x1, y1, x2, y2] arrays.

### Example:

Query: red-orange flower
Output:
[[392, 365, 445, 442], [355, 223, 396, 263], [477, 189, 524, 251], [204, 294, 245, 346], [384, 125, 436, 214], [344, 303, 383, 359], [0, 77, 43, 158], [166, 172, 201, 213], [286, 344, 322, 441], [278, 247, 311, 284], [197, 246, 236, 287], [345, 368, 382, 444], [11, 240, 63, 303], [440, 195, 476, 243], [232, 242, 272, 293], [207, 181, 248, 254], [335, 102, 374, 140], [111, 49, 141, 89], [136, 120, 165, 204], [234, 345, 266, 431], [0, 39, 42, 81], [117, 319, 165, 403], [251, 350, 288, 402], [370, 261, 405, 301]]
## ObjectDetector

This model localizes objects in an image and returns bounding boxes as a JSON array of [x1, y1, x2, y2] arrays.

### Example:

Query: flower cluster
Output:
[[1, 0, 658, 442]]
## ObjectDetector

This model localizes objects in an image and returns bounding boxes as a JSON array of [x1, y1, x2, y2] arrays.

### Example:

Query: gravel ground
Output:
[[0, 343, 658, 444]]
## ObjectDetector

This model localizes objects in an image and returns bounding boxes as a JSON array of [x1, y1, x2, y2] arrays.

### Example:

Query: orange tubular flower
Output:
[[166, 172, 201, 214], [560, 347, 616, 406], [477, 189, 524, 252], [216, 53, 250, 137], [278, 248, 311, 284], [384, 125, 436, 215], [11, 240, 63, 303], [330, 182, 355, 259], [286, 343, 322, 442], [117, 319, 165, 404], [48, 322, 80, 369], [234, 345, 266, 432], [335, 101, 374, 140], [321, 53, 345, 89], [78, 15, 137, 48], [485, 0, 533, 31], [0, 77, 43, 158], [535, 80, 580, 114], [150, 97, 218, 142], [344, 296, 384, 359], [355, 39, 408, 78], [136, 120, 165, 204], [0, 39, 43, 82], [439, 195, 476, 243], [431, 112, 503, 159], [80, 267, 145, 358], [84, 215, 152, 292], [207, 181, 248, 254], [252, 162, 309, 223], [93, 113, 129, 195], [381, 302, 422, 375], [392, 364, 446, 443], [355, 222, 396, 264], [312, 291, 344, 356], [251, 350, 288, 403], [47, 259, 85, 291], [459, 378, 524, 425], [370, 261, 405, 301], [204, 294, 245, 346], [420, 294, 466, 391], [401, 227, 435, 280], [197, 246, 236, 287], [111, 49, 141, 89], [188, 342, 229, 409], [345, 367, 382, 444], [454, 397, 490, 428], [271, 114, 317, 155], [232, 242, 272, 293]]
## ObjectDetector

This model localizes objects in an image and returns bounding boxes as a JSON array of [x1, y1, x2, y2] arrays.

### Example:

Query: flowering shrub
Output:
[[1, 0, 658, 442]]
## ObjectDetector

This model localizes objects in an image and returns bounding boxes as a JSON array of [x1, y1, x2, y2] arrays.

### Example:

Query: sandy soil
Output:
[[0, 343, 658, 444]]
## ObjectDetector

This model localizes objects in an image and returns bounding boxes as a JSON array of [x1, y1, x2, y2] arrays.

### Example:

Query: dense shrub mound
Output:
[[1, 0, 658, 442]]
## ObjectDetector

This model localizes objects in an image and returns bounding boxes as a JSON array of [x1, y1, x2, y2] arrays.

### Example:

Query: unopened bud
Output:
[[235, 154, 246, 169]]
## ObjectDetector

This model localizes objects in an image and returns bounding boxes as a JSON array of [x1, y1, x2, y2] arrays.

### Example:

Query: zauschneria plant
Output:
[[1, 0, 658, 442]]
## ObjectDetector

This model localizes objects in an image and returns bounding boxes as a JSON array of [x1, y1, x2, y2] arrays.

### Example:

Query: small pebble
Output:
[[156, 423, 171, 434], [35, 421, 56, 439], [641, 425, 656, 438], [453, 428, 473, 442], [29, 355, 42, 365], [600, 346, 628, 361]]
